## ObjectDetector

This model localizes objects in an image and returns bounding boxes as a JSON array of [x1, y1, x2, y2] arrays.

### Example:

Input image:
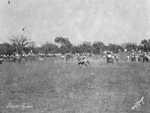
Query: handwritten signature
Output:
[[6, 103, 33, 110]]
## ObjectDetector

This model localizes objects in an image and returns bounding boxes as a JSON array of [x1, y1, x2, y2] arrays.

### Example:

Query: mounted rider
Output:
[[106, 51, 114, 64], [77, 56, 90, 66]]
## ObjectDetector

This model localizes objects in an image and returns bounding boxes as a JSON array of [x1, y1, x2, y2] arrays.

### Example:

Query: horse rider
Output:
[[106, 52, 114, 64]]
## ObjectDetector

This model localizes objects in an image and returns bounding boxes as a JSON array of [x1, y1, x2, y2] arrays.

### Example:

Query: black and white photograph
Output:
[[0, 0, 150, 113]]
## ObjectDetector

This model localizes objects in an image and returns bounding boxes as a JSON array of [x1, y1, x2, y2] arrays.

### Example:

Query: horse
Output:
[[77, 56, 90, 66], [106, 54, 114, 64], [131, 55, 136, 62], [106, 57, 114, 64], [142, 54, 150, 62]]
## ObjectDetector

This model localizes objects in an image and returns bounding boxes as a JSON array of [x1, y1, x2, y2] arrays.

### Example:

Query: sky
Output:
[[0, 0, 150, 46]]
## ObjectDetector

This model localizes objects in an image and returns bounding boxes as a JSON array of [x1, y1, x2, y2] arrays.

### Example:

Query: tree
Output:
[[141, 39, 148, 45], [140, 39, 150, 52], [71, 45, 78, 54], [92, 41, 105, 54], [55, 37, 73, 54], [121, 42, 137, 52], [107, 44, 116, 53], [0, 43, 15, 55], [55, 37, 71, 46], [105, 43, 123, 53], [9, 34, 34, 55], [24, 41, 37, 54], [41, 42, 58, 54], [78, 42, 93, 53]]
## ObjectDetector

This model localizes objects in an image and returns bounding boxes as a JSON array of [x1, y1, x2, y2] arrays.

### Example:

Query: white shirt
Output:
[[107, 54, 111, 58]]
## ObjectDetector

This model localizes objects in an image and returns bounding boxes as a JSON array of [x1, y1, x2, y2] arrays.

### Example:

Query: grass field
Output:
[[0, 58, 150, 113]]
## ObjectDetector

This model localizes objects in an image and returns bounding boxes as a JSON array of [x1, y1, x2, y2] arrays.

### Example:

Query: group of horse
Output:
[[130, 54, 150, 62], [1, 51, 150, 66], [0, 53, 39, 64], [0, 53, 78, 65], [105, 52, 150, 64]]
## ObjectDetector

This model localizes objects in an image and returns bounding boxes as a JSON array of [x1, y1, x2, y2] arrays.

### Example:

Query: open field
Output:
[[0, 58, 150, 113]]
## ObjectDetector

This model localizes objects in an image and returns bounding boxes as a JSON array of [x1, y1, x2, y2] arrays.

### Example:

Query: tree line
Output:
[[0, 34, 150, 56]]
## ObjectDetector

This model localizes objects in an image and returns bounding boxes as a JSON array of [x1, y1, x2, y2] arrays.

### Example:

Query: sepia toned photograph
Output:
[[0, 0, 150, 113]]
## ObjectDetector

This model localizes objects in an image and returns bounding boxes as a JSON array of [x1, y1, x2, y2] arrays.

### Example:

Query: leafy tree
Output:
[[141, 39, 148, 45], [55, 37, 72, 54], [55, 37, 71, 46], [121, 42, 137, 52], [0, 43, 15, 55], [140, 39, 150, 52], [92, 41, 105, 54], [41, 42, 58, 54], [78, 42, 93, 54]]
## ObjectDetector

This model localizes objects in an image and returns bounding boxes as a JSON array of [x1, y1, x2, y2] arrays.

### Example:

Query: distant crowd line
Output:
[[0, 49, 150, 65]]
